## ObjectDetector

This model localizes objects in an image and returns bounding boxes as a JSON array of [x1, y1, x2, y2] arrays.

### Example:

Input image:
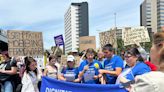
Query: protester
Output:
[[97, 51, 104, 68], [44, 55, 59, 79], [129, 31, 164, 92], [21, 56, 39, 92], [0, 51, 17, 92], [116, 48, 151, 84], [59, 55, 80, 82], [11, 56, 24, 92], [78, 50, 87, 66], [135, 42, 157, 71], [98, 44, 124, 84], [120, 50, 128, 68], [78, 48, 102, 84]]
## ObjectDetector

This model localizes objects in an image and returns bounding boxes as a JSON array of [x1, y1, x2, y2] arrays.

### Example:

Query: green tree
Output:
[[51, 46, 63, 56], [117, 38, 124, 55]]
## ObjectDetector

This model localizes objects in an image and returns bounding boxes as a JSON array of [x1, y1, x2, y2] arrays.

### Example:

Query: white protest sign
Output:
[[34, 56, 45, 69], [122, 27, 150, 46]]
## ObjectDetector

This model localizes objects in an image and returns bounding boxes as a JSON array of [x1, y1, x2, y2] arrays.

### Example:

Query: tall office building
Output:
[[64, 2, 89, 54], [141, 0, 164, 33]]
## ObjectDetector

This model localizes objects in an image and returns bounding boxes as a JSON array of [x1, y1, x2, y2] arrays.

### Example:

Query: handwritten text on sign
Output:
[[122, 27, 150, 46], [7, 30, 43, 56]]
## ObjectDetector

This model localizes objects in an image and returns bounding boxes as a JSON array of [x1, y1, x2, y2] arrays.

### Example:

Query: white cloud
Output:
[[0, 0, 144, 49]]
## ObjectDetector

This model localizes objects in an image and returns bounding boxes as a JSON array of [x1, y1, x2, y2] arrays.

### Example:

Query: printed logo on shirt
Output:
[[105, 63, 114, 71], [94, 63, 99, 69], [66, 70, 75, 74], [64, 70, 76, 82], [84, 68, 95, 82]]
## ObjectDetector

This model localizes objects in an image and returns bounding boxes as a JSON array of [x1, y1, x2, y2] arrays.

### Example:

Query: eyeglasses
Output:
[[124, 55, 132, 58]]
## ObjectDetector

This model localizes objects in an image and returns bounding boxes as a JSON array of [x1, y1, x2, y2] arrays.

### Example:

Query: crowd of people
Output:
[[0, 31, 164, 92]]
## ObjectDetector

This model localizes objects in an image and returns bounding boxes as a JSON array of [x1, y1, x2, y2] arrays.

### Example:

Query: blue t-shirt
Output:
[[61, 67, 79, 82], [98, 59, 105, 69], [125, 62, 151, 80], [78, 59, 102, 84], [103, 55, 124, 84]]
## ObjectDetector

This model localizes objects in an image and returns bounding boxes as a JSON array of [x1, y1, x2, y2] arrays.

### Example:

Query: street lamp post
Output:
[[114, 13, 116, 28]]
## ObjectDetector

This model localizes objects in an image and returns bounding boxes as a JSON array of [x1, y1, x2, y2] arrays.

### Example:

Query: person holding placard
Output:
[[128, 31, 164, 92]]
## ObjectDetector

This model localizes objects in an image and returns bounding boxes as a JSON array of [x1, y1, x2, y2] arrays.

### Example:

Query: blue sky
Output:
[[0, 0, 144, 49]]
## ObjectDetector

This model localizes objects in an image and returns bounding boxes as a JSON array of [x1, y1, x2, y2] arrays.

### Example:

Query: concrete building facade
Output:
[[99, 28, 118, 49], [140, 0, 164, 32]]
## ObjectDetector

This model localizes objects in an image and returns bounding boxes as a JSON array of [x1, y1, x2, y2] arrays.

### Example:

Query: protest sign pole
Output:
[[80, 50, 86, 61], [53, 46, 59, 55], [63, 45, 65, 55], [44, 52, 48, 68]]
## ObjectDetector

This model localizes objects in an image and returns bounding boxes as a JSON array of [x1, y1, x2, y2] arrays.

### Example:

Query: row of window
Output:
[[157, 11, 164, 14], [65, 43, 72, 49], [157, 0, 164, 4], [157, 16, 164, 18], [65, 23, 71, 30], [65, 17, 71, 26], [157, 22, 164, 25], [157, 7, 164, 10]]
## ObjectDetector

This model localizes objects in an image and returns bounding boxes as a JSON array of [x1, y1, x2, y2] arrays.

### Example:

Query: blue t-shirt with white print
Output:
[[103, 55, 124, 84], [125, 62, 151, 81], [78, 59, 102, 84], [61, 67, 79, 82]]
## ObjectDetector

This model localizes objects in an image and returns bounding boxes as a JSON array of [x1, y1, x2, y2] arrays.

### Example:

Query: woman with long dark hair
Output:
[[44, 55, 59, 79], [21, 57, 39, 92]]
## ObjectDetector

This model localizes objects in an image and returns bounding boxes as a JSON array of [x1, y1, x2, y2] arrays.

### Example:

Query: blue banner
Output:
[[54, 35, 64, 46], [41, 77, 127, 92]]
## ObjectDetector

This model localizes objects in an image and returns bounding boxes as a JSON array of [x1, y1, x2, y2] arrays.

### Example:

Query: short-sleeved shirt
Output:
[[0, 59, 17, 81], [0, 60, 17, 70], [98, 59, 105, 69], [103, 55, 124, 84], [61, 67, 79, 82], [78, 59, 102, 84], [46, 65, 58, 79], [125, 62, 151, 81]]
